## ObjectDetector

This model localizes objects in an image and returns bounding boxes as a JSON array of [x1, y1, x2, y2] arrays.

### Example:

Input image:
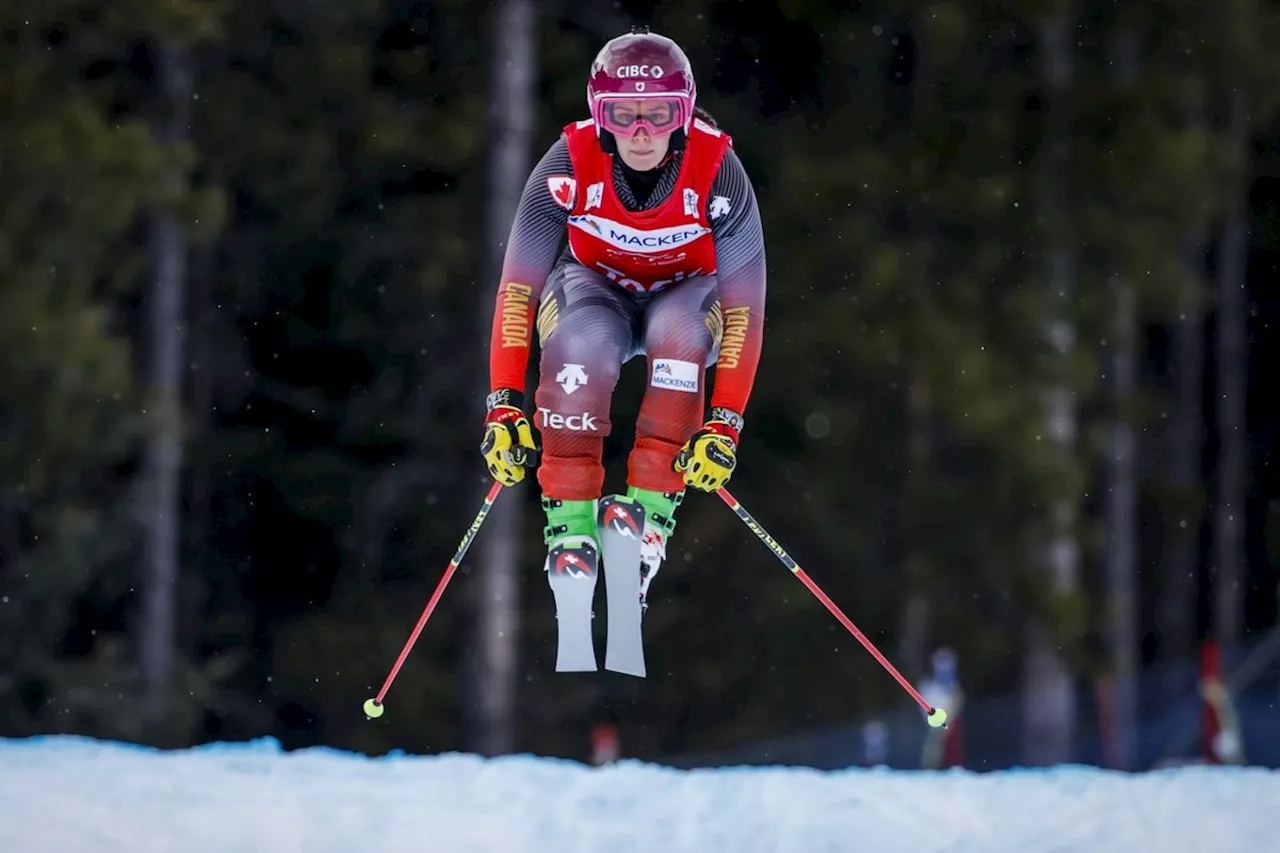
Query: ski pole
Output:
[[716, 486, 947, 729], [363, 478, 505, 719]]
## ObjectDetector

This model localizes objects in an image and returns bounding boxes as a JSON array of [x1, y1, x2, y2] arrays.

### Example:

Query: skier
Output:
[[480, 27, 767, 675]]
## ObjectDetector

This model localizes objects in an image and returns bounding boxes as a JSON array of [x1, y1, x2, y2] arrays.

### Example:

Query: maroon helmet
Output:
[[586, 28, 697, 140]]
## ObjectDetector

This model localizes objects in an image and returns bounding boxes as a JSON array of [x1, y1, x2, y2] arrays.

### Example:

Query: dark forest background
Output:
[[1, 0, 1278, 770]]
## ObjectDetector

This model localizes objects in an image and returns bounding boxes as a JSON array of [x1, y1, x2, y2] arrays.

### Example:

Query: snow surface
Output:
[[1, 735, 1276, 853]]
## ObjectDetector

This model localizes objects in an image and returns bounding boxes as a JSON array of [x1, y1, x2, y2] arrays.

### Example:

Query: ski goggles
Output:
[[593, 97, 690, 137]]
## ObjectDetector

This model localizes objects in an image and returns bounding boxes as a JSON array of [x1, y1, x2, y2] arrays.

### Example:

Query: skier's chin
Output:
[[621, 141, 667, 171]]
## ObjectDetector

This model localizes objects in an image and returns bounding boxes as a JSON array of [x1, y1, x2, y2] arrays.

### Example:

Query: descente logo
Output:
[[617, 64, 663, 78]]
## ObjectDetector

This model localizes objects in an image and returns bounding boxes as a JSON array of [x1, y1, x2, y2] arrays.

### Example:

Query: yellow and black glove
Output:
[[674, 407, 743, 492], [481, 389, 540, 486]]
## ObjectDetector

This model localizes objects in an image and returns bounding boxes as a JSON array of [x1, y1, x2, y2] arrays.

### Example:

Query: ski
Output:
[[546, 536, 599, 672], [598, 494, 647, 677]]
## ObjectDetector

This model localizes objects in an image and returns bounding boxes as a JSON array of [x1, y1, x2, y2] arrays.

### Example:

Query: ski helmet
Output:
[[586, 26, 697, 149]]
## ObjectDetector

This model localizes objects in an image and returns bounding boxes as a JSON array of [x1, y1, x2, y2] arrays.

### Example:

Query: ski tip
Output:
[[604, 661, 647, 678], [554, 661, 600, 673]]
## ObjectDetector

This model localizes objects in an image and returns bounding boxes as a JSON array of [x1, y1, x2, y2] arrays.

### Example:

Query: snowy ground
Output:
[[1, 735, 1275, 853]]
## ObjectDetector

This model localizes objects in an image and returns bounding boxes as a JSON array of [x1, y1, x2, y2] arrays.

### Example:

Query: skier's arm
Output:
[[707, 147, 767, 419], [488, 137, 573, 395]]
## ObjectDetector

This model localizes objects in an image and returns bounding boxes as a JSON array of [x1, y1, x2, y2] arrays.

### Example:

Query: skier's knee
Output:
[[643, 320, 714, 365], [628, 437, 687, 494], [535, 355, 618, 437], [566, 340, 624, 390], [538, 451, 606, 500]]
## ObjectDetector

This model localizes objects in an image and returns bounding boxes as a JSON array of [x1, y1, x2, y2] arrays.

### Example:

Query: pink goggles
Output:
[[593, 97, 691, 137]]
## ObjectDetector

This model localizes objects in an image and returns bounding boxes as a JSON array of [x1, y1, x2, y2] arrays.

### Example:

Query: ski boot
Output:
[[629, 486, 682, 614], [542, 496, 599, 672]]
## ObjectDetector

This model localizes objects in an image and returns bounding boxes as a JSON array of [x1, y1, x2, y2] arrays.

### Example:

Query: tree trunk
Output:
[[1158, 94, 1207, 695], [466, 0, 537, 757], [897, 16, 933, 684], [898, 381, 931, 680], [1104, 271, 1137, 769], [1023, 3, 1078, 767], [1214, 88, 1249, 648], [140, 40, 192, 728], [1103, 26, 1139, 771]]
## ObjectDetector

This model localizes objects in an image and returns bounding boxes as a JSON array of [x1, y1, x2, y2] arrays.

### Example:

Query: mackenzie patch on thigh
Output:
[[648, 357, 702, 394]]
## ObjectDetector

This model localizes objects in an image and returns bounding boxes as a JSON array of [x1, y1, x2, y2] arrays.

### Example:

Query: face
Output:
[[607, 100, 676, 170]]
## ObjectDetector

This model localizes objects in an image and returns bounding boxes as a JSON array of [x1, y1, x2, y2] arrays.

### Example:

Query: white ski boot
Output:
[[629, 487, 682, 615]]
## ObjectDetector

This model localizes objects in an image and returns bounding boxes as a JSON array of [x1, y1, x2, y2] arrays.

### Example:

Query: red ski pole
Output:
[[363, 479, 505, 719], [716, 486, 947, 729]]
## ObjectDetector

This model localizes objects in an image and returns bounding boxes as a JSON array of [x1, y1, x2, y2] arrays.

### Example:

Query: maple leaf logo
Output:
[[547, 176, 576, 210]]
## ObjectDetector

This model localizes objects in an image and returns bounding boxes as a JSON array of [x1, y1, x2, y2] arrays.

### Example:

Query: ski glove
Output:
[[674, 408, 743, 492], [481, 389, 540, 486]]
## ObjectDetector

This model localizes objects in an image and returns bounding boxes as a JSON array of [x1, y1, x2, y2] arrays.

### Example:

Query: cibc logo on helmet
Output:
[[617, 64, 664, 78]]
